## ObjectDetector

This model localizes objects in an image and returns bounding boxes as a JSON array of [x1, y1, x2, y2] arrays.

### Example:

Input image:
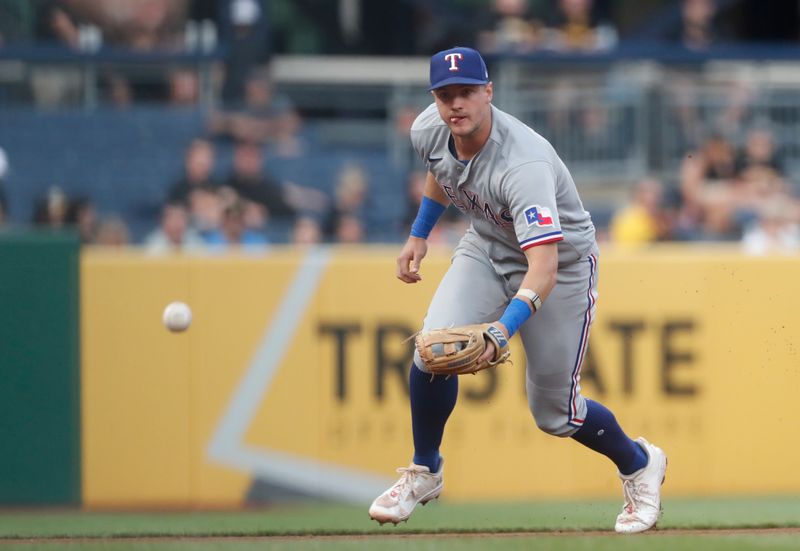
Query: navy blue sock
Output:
[[571, 399, 648, 475], [409, 364, 458, 473]]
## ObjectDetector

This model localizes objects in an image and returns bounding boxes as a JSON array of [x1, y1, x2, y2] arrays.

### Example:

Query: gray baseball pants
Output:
[[413, 244, 598, 436]]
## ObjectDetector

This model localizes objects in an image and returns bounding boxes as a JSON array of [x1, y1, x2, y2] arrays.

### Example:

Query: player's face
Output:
[[431, 83, 493, 139]]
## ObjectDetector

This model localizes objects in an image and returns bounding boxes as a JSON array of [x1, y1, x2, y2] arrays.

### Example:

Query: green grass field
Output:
[[1, 496, 798, 550]]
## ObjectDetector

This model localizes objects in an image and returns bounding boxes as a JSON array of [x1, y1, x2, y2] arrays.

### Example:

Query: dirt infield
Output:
[[3, 526, 799, 545]]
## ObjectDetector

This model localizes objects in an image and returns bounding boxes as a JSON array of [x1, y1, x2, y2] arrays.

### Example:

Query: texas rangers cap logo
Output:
[[444, 52, 463, 71], [524, 205, 554, 227]]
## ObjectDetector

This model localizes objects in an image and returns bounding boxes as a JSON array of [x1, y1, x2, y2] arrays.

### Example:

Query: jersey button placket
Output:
[[456, 163, 471, 188]]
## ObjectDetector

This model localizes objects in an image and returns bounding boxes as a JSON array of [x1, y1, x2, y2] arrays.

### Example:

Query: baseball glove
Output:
[[414, 323, 511, 376]]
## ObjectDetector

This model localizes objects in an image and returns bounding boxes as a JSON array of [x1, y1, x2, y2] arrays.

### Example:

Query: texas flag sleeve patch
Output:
[[518, 205, 562, 250], [524, 205, 554, 227]]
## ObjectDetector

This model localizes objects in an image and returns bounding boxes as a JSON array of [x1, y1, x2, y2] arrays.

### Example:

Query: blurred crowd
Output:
[[0, 0, 794, 108], [4, 118, 798, 256], [0, 0, 271, 106], [0, 134, 383, 253], [2, 0, 798, 57], [1, 0, 800, 256], [473, 0, 750, 55], [476, 0, 617, 54], [609, 126, 800, 255]]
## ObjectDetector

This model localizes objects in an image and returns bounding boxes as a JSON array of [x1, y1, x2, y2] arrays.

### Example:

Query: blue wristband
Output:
[[410, 197, 447, 239], [498, 298, 532, 338]]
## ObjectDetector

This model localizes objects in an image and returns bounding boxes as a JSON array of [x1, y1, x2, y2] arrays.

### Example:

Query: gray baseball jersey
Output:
[[410, 102, 599, 434], [410, 103, 596, 274]]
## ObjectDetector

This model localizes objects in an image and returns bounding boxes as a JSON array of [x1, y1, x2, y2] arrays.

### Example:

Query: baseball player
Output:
[[368, 47, 667, 534]]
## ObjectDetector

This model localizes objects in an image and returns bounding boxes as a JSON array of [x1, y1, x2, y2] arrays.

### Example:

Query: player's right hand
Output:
[[396, 236, 428, 283]]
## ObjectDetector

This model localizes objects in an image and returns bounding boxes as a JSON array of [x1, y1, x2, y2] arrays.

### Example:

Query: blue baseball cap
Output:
[[428, 47, 489, 91]]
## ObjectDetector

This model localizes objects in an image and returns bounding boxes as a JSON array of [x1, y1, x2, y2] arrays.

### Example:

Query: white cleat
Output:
[[369, 460, 443, 525], [614, 437, 668, 534]]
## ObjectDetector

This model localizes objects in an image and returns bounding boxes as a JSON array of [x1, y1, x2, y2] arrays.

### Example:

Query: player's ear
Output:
[[485, 82, 493, 103]]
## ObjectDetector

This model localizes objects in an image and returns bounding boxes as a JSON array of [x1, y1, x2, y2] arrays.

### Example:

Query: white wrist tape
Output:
[[516, 288, 542, 312]]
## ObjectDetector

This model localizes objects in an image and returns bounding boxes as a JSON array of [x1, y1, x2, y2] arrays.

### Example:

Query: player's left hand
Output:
[[477, 322, 508, 365], [415, 322, 512, 376]]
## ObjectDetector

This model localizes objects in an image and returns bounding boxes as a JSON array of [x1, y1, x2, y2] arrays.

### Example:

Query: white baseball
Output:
[[163, 301, 192, 332]]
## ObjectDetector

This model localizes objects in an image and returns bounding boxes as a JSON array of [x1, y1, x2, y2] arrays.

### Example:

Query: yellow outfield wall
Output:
[[81, 246, 800, 507]]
